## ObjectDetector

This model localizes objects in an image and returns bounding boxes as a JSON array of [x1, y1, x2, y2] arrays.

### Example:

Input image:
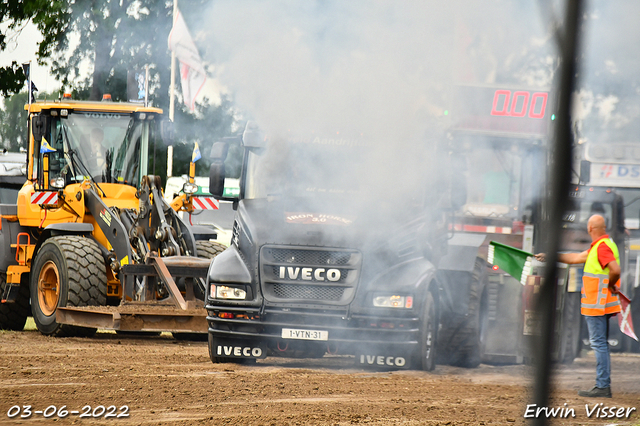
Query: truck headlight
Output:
[[373, 294, 413, 309], [210, 284, 246, 300]]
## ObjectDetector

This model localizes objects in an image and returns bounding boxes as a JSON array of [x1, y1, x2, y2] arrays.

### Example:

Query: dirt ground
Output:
[[1, 328, 639, 426]]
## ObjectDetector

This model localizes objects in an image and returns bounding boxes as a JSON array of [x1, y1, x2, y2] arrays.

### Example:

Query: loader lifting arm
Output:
[[55, 174, 214, 334]]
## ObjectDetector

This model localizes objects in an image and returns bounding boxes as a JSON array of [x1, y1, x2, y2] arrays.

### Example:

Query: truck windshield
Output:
[[244, 139, 365, 200], [243, 137, 431, 217], [48, 112, 151, 187]]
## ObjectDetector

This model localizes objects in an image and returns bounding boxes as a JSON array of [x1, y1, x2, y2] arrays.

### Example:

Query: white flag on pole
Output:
[[168, 8, 206, 111]]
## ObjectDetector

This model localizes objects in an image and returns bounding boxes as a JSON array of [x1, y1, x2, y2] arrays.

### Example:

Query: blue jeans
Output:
[[584, 315, 611, 388]]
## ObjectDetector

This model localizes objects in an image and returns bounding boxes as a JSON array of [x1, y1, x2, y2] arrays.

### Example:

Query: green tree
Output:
[[0, 92, 29, 151], [149, 95, 241, 187], [43, 0, 205, 105], [0, 0, 68, 96], [0, 90, 59, 151], [2, 0, 240, 181]]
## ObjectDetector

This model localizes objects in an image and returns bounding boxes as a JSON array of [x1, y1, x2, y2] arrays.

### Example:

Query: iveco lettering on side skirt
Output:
[[202, 122, 484, 370]]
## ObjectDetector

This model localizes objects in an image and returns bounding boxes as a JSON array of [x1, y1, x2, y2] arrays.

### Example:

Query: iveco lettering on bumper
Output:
[[279, 266, 341, 281], [216, 345, 263, 357]]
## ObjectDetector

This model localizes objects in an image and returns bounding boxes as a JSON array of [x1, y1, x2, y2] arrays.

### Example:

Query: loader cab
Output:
[[28, 102, 165, 190]]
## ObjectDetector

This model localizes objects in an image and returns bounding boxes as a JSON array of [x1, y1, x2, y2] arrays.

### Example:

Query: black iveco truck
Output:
[[203, 124, 484, 370]]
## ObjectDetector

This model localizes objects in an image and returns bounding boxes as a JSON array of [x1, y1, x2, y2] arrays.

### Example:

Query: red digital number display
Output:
[[491, 90, 547, 119], [452, 85, 551, 137]]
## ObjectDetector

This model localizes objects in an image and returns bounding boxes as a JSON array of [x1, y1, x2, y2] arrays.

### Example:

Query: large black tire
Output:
[[440, 259, 484, 368], [30, 236, 107, 337], [558, 291, 582, 364], [195, 240, 227, 259], [413, 291, 437, 371], [172, 240, 226, 342], [0, 275, 30, 331]]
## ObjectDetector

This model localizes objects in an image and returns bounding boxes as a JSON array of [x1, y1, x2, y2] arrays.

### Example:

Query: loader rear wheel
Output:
[[0, 275, 30, 331], [30, 236, 107, 337], [171, 240, 226, 342]]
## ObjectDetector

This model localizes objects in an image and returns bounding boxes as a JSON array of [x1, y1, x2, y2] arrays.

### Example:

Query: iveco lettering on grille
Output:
[[279, 266, 341, 281]]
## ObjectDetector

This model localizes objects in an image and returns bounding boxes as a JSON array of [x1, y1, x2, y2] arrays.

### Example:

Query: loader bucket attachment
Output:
[[55, 305, 208, 333], [55, 255, 212, 333]]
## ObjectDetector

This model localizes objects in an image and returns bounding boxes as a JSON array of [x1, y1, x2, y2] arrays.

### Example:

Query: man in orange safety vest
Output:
[[536, 214, 620, 398]]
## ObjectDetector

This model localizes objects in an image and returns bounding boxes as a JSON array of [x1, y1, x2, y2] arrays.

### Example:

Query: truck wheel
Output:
[[0, 275, 30, 331], [195, 240, 227, 258], [414, 291, 437, 371], [171, 240, 226, 342], [30, 236, 107, 337]]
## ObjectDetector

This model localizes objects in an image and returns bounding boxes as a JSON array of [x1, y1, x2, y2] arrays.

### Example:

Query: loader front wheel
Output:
[[30, 236, 107, 337]]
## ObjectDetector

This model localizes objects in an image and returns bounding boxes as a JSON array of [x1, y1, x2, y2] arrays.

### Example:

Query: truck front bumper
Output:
[[205, 303, 421, 364]]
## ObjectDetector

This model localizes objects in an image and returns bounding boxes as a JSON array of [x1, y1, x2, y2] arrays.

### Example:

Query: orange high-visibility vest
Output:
[[582, 238, 621, 316]]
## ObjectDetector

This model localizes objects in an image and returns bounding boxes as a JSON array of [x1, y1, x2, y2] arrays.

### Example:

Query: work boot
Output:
[[578, 386, 612, 398]]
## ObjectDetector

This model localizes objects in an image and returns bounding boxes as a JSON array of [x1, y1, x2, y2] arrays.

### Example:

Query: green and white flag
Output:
[[487, 241, 533, 285]]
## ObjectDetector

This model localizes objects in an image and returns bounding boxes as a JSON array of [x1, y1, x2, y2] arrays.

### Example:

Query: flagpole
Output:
[[26, 61, 32, 112], [144, 64, 149, 107], [167, 0, 177, 178]]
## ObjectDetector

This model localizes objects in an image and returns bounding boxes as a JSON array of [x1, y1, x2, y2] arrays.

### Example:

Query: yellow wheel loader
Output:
[[0, 96, 225, 336]]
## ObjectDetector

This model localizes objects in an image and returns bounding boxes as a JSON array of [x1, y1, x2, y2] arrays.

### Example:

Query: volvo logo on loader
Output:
[[278, 266, 341, 282]]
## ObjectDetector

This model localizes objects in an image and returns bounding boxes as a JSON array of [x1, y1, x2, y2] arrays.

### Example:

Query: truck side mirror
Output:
[[160, 120, 175, 145], [209, 163, 226, 198], [209, 141, 229, 198], [32, 114, 47, 144], [242, 121, 266, 148], [580, 160, 591, 184]]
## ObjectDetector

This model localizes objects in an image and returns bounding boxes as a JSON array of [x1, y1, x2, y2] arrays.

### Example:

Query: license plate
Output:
[[281, 328, 328, 341]]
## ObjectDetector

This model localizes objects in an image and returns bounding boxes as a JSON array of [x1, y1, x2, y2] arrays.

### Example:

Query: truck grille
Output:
[[272, 284, 344, 300], [260, 245, 362, 305]]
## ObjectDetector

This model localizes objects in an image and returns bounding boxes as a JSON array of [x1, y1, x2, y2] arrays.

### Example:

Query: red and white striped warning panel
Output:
[[192, 197, 219, 210], [450, 224, 512, 234], [31, 191, 59, 205]]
